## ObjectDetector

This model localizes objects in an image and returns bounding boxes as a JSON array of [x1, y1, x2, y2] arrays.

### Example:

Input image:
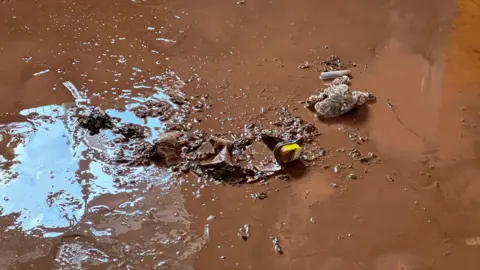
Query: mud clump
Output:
[[349, 149, 377, 163], [116, 141, 155, 166], [131, 100, 173, 120], [306, 76, 375, 118], [254, 108, 319, 144], [78, 108, 114, 135], [321, 55, 347, 71], [166, 89, 189, 105], [113, 123, 146, 138], [202, 163, 251, 184], [251, 192, 267, 200], [238, 224, 250, 241]]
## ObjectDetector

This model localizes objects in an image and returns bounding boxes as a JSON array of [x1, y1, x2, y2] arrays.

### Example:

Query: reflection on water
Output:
[[0, 90, 176, 232], [0, 105, 130, 230]]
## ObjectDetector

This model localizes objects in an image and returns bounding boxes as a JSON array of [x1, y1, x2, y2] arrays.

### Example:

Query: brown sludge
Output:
[[1, 0, 480, 269]]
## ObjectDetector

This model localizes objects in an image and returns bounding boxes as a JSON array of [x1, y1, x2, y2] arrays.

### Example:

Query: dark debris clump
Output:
[[131, 100, 173, 120], [111, 107, 320, 185], [78, 108, 114, 135], [113, 123, 146, 139], [321, 55, 346, 71]]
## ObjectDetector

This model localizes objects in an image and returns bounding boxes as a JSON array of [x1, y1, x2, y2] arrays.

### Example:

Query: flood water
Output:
[[1, 0, 480, 269]]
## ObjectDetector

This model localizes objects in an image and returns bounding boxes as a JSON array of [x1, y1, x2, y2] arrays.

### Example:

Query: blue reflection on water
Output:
[[0, 103, 170, 232]]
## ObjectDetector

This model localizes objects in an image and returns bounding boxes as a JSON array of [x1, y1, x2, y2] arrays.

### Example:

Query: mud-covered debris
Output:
[[349, 149, 362, 159], [206, 146, 232, 165], [350, 150, 377, 163], [193, 140, 216, 160], [271, 236, 283, 254], [255, 108, 319, 144], [244, 145, 284, 182], [203, 224, 210, 240], [238, 224, 250, 241], [232, 137, 254, 151], [246, 165, 284, 184], [201, 146, 251, 184], [192, 100, 208, 112], [78, 108, 113, 135], [321, 55, 346, 71], [306, 79, 375, 118], [301, 152, 319, 162], [134, 142, 155, 162], [298, 61, 310, 69], [205, 164, 249, 184], [115, 140, 155, 165], [131, 100, 173, 120], [348, 173, 357, 180], [358, 152, 377, 163], [150, 132, 185, 166], [210, 136, 234, 151], [333, 75, 350, 85], [114, 123, 146, 138], [251, 191, 267, 200], [53, 236, 110, 268], [183, 130, 207, 153], [120, 109, 317, 185], [166, 89, 188, 105], [165, 123, 186, 132]]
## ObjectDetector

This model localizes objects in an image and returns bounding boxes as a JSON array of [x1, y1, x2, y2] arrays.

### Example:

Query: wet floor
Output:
[[1, 0, 480, 269]]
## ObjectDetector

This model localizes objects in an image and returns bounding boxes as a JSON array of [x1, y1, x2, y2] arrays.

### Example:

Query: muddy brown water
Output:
[[1, 0, 480, 269]]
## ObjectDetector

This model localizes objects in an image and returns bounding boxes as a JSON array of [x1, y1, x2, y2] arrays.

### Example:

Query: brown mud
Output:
[[1, 0, 480, 269]]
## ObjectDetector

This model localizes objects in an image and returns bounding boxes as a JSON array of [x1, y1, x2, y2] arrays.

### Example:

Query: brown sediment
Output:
[[1, 0, 480, 269]]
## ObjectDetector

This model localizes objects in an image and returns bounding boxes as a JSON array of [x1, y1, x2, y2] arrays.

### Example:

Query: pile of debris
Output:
[[78, 107, 319, 184], [77, 54, 375, 185], [307, 56, 376, 118]]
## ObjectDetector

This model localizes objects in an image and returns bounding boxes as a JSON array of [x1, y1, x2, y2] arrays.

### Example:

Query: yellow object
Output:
[[274, 142, 302, 164]]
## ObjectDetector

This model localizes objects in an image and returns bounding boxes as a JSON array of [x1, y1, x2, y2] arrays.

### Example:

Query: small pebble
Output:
[[251, 192, 267, 200], [271, 237, 283, 254], [298, 61, 310, 69]]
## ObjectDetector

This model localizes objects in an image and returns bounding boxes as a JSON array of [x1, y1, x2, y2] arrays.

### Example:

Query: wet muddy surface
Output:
[[1, 0, 480, 269]]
